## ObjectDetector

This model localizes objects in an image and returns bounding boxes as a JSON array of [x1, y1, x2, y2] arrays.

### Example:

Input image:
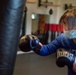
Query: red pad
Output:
[[49, 24, 63, 32], [49, 24, 58, 32], [44, 24, 49, 31]]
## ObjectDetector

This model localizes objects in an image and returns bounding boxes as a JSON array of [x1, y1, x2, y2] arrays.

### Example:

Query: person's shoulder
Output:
[[55, 33, 69, 43], [56, 33, 70, 44], [56, 33, 66, 39]]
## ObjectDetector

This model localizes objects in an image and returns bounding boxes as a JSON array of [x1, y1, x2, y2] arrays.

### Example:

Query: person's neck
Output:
[[73, 38, 76, 43]]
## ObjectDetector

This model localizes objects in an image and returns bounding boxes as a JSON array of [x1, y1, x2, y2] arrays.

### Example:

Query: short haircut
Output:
[[59, 8, 76, 25]]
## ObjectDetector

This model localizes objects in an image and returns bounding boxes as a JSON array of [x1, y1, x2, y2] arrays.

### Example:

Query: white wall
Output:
[[25, 0, 59, 34], [25, 0, 76, 34], [56, 0, 76, 23]]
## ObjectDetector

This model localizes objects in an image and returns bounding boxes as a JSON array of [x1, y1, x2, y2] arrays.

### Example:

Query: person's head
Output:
[[59, 8, 76, 39]]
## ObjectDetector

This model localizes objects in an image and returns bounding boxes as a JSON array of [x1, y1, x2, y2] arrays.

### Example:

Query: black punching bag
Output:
[[0, 0, 25, 75]]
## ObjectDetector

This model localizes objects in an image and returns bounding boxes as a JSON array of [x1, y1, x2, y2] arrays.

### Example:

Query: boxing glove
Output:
[[30, 39, 39, 49], [56, 49, 75, 69], [19, 34, 39, 52]]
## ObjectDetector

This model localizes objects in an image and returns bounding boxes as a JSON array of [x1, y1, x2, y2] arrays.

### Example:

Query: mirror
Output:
[[31, 13, 50, 44]]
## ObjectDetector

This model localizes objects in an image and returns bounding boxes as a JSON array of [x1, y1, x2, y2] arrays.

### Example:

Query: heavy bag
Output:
[[0, 0, 25, 75], [56, 49, 75, 68], [19, 34, 39, 52]]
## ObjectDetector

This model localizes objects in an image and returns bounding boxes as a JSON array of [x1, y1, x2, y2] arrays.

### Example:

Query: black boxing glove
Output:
[[56, 49, 75, 69], [19, 34, 39, 52], [19, 35, 31, 52]]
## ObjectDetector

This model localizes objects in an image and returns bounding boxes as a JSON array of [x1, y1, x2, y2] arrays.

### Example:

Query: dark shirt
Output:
[[37, 33, 76, 75]]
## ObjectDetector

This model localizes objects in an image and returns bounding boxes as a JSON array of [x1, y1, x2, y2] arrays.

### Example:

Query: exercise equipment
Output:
[[49, 9, 53, 15], [56, 49, 75, 68], [0, 0, 25, 75], [19, 35, 39, 52]]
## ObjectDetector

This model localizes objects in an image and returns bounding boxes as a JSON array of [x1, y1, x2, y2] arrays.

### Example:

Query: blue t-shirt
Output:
[[37, 33, 76, 75]]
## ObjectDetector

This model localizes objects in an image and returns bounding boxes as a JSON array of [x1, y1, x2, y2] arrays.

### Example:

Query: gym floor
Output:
[[14, 52, 67, 75]]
